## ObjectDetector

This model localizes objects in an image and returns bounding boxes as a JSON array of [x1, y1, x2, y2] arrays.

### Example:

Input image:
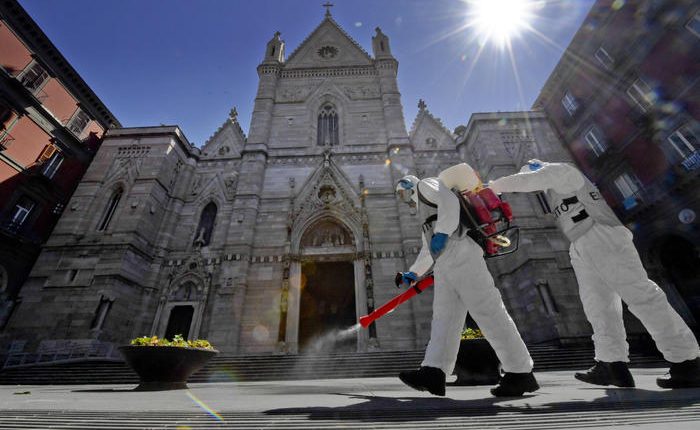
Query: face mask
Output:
[[397, 179, 415, 205]]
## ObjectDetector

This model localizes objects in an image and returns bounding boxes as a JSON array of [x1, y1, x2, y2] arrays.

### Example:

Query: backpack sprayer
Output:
[[358, 163, 520, 328]]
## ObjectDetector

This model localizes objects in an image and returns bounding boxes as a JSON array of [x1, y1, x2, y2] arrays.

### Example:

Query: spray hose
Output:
[[359, 272, 435, 328]]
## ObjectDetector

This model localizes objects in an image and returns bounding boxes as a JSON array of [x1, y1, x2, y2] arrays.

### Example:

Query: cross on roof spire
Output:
[[322, 1, 334, 17]]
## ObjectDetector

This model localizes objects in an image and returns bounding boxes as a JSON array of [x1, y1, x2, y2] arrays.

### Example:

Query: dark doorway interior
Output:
[[164, 305, 194, 340], [299, 261, 356, 353], [657, 235, 700, 325]]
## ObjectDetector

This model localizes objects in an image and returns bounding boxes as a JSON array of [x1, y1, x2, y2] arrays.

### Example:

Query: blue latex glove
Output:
[[527, 160, 543, 171], [430, 233, 448, 256], [395, 271, 418, 288]]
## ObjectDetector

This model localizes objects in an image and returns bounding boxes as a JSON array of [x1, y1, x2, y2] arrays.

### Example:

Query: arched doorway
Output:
[[153, 277, 208, 341], [164, 305, 194, 340], [289, 217, 363, 353], [656, 235, 700, 325]]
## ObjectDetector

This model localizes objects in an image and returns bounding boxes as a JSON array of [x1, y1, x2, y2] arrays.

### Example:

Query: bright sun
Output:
[[467, 0, 535, 47]]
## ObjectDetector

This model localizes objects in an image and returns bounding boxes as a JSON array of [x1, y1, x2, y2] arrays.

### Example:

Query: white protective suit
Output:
[[490, 162, 700, 363], [410, 177, 533, 375]]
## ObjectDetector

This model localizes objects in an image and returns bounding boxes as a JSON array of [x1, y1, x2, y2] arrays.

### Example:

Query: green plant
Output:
[[129, 335, 215, 349], [461, 327, 484, 340]]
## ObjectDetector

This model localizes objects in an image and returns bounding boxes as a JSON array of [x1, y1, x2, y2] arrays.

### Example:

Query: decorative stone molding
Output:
[[342, 85, 380, 100], [117, 145, 151, 158], [277, 85, 313, 102], [280, 66, 377, 79]]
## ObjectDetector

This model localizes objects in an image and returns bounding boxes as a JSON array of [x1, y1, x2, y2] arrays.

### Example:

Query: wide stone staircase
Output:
[[0, 344, 664, 385]]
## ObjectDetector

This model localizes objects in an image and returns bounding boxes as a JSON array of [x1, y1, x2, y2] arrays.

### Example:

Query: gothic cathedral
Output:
[[3, 12, 596, 355]]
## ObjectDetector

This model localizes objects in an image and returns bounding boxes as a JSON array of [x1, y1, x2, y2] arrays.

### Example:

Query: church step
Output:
[[0, 346, 665, 385]]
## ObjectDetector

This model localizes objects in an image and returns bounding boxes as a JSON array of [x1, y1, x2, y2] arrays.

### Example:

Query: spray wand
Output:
[[358, 272, 434, 328]]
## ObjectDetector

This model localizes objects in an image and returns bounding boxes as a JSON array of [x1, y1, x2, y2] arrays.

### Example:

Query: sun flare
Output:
[[467, 0, 536, 47]]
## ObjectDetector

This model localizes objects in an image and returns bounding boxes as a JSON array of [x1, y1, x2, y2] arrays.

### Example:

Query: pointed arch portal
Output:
[[285, 216, 368, 353], [299, 260, 356, 352]]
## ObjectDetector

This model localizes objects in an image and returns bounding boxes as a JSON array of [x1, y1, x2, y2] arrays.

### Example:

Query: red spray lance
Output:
[[359, 272, 434, 328]]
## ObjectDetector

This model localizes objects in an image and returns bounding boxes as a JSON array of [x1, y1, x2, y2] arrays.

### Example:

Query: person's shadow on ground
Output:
[[263, 388, 700, 423]]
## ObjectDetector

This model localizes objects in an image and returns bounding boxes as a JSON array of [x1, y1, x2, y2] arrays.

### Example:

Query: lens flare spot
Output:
[[611, 0, 626, 11], [385, 159, 392, 166], [252, 325, 270, 342], [185, 391, 224, 422]]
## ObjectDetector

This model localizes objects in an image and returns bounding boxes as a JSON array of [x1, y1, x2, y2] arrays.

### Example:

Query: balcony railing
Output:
[[0, 131, 14, 150]]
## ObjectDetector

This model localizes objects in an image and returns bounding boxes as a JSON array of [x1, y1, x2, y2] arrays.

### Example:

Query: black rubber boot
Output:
[[399, 366, 446, 396], [574, 361, 635, 388], [490, 372, 539, 397], [657, 357, 700, 389]]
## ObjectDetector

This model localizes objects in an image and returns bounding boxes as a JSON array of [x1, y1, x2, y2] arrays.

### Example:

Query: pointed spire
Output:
[[372, 26, 393, 58], [263, 31, 285, 63], [418, 99, 427, 111]]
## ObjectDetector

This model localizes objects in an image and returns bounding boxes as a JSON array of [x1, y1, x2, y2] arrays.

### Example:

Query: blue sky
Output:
[[19, 0, 595, 147]]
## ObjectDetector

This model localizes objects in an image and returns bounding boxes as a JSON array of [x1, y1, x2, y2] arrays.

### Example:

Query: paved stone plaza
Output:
[[1, 368, 699, 429]]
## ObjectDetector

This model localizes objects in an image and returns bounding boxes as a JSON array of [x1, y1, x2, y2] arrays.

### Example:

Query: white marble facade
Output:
[[2, 15, 596, 356]]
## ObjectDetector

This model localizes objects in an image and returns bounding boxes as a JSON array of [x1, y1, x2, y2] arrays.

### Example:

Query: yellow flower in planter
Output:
[[461, 327, 484, 340], [129, 335, 215, 350]]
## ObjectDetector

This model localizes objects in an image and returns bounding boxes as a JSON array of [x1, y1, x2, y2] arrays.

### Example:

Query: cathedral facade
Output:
[[3, 14, 598, 356]]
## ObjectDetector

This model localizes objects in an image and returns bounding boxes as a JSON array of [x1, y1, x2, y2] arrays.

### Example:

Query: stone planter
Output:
[[453, 338, 501, 385], [119, 345, 218, 391]]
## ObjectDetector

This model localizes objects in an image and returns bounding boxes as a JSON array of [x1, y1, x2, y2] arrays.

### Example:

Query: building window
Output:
[[614, 172, 642, 210], [583, 125, 607, 156], [535, 192, 551, 214], [66, 269, 79, 283], [97, 188, 123, 231], [193, 202, 217, 246], [19, 62, 49, 93], [67, 109, 90, 136], [686, 9, 700, 37], [41, 151, 64, 179], [536, 282, 558, 315], [90, 296, 113, 330], [561, 91, 579, 116], [317, 104, 339, 146], [594, 46, 614, 69], [668, 123, 700, 171], [626, 77, 655, 112], [9, 196, 36, 228]]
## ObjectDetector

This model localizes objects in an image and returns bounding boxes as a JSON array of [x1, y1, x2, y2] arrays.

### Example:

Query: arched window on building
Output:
[[193, 202, 217, 246], [97, 188, 123, 231], [317, 104, 339, 146]]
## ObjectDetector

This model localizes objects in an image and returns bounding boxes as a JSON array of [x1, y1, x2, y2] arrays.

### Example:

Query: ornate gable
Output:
[[290, 150, 362, 237], [285, 17, 373, 69], [201, 108, 246, 158], [191, 171, 238, 202], [409, 100, 456, 150]]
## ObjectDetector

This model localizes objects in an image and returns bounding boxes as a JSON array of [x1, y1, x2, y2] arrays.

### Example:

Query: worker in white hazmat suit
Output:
[[395, 164, 538, 397], [489, 160, 700, 388]]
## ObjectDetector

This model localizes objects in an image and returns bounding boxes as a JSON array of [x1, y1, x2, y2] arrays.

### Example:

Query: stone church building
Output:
[[2, 12, 605, 356]]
